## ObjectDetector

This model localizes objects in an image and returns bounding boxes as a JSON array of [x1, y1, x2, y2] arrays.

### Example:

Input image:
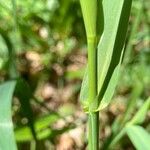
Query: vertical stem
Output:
[[89, 112, 99, 150], [87, 36, 99, 150]]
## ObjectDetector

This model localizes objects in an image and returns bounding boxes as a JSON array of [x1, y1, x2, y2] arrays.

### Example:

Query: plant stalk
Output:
[[87, 36, 99, 150], [89, 112, 99, 150]]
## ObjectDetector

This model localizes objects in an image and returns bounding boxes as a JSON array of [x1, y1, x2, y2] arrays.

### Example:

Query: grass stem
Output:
[[87, 36, 99, 150], [89, 112, 99, 150]]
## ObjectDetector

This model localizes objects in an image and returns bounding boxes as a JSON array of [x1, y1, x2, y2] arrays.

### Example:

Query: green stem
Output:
[[89, 112, 99, 150], [87, 36, 99, 150]]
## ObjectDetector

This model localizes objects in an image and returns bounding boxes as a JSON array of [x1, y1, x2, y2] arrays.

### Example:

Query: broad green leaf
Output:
[[126, 125, 150, 150], [0, 81, 17, 150], [80, 0, 132, 111], [129, 97, 150, 125], [15, 113, 60, 142]]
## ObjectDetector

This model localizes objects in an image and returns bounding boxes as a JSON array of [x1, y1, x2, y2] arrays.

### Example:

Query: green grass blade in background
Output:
[[0, 81, 17, 150], [109, 97, 150, 148], [15, 113, 60, 142], [121, 79, 143, 126], [129, 97, 150, 125], [123, 0, 143, 66], [126, 125, 150, 150]]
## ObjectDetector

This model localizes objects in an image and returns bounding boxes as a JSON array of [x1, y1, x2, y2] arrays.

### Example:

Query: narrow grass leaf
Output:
[[109, 128, 126, 148], [121, 79, 143, 125], [107, 97, 150, 148], [97, 51, 123, 110], [126, 125, 150, 150], [129, 97, 150, 125], [0, 81, 17, 150], [123, 0, 143, 65], [94, 0, 132, 110]]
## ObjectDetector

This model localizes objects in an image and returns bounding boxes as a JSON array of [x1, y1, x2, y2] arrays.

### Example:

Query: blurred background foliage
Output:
[[0, 0, 149, 149]]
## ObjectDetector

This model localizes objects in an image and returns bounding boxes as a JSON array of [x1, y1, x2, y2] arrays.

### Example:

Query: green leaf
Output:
[[15, 113, 60, 142], [109, 127, 126, 148], [96, 52, 123, 110], [0, 81, 17, 150], [80, 0, 132, 111], [126, 125, 150, 150], [94, 0, 132, 110], [123, 0, 143, 65], [129, 97, 150, 125], [107, 97, 150, 148], [121, 79, 143, 125]]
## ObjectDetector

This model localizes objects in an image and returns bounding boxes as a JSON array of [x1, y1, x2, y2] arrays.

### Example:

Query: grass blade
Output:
[[96, 52, 123, 110], [94, 0, 132, 110], [121, 79, 143, 126], [15, 113, 60, 142], [126, 125, 150, 150], [123, 0, 144, 65], [129, 97, 150, 125], [0, 81, 17, 150]]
